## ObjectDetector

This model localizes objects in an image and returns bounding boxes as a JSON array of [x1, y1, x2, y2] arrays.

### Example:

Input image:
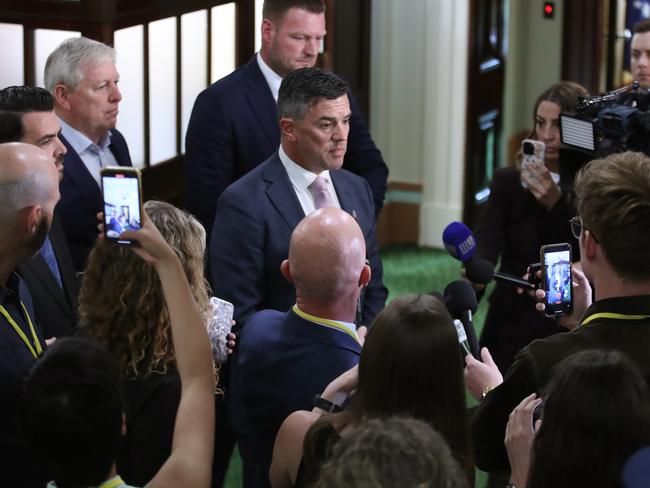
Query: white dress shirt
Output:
[[278, 145, 341, 215], [257, 52, 283, 102]]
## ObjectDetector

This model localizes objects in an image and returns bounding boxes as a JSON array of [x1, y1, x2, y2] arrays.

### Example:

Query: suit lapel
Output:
[[263, 154, 305, 231], [60, 134, 103, 209], [49, 215, 79, 313], [243, 58, 280, 149], [331, 171, 358, 219]]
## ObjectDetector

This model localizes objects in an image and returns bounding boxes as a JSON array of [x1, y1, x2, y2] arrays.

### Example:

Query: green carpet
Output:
[[223, 245, 493, 487]]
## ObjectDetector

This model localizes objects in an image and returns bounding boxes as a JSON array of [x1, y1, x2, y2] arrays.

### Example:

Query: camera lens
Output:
[[523, 142, 534, 155]]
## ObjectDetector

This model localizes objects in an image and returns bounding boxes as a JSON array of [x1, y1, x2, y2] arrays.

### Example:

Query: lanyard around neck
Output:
[[98, 476, 126, 488], [0, 301, 43, 359]]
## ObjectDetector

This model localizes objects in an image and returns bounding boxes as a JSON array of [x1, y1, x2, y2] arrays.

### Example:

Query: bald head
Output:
[[0, 142, 59, 226], [288, 208, 367, 303]]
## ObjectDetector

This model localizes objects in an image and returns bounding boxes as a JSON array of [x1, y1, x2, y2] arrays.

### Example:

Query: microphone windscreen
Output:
[[442, 221, 476, 262], [465, 258, 495, 285], [623, 447, 650, 488], [444, 280, 478, 314]]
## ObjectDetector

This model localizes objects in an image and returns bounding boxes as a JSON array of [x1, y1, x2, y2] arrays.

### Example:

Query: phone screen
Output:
[[102, 169, 142, 244], [542, 245, 573, 316]]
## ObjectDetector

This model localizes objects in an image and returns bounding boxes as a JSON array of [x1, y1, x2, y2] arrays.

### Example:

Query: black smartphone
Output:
[[540, 243, 573, 316], [101, 166, 143, 246], [527, 262, 542, 287]]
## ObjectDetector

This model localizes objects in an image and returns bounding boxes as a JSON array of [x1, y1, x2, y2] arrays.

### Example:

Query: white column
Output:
[[370, 0, 469, 248]]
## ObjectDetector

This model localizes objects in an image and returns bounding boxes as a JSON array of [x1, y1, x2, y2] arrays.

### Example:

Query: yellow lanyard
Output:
[[292, 305, 361, 345], [582, 312, 650, 327], [0, 301, 43, 359], [98, 476, 126, 488]]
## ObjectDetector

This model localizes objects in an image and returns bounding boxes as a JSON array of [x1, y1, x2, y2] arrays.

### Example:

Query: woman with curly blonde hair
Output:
[[79, 200, 217, 486]]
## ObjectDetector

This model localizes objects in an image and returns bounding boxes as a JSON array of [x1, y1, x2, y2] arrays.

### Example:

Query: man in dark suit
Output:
[[0, 86, 79, 338], [210, 67, 387, 328], [230, 207, 367, 487], [0, 142, 60, 487], [45, 36, 132, 271], [465, 151, 650, 483], [185, 0, 388, 238]]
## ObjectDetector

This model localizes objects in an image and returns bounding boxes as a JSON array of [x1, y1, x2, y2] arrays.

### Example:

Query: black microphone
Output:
[[465, 258, 534, 289], [444, 280, 480, 359]]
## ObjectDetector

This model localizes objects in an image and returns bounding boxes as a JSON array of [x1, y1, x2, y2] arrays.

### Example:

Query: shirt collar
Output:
[[292, 305, 360, 342], [257, 51, 283, 101], [0, 273, 22, 304], [58, 116, 112, 154], [278, 145, 332, 192]]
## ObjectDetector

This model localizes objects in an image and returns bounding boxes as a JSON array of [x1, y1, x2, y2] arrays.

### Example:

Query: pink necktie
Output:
[[308, 176, 336, 210]]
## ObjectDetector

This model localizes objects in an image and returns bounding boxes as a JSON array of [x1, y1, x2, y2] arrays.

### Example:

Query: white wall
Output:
[[370, 0, 469, 247]]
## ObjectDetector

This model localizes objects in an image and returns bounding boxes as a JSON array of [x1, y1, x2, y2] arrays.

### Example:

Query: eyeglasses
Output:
[[569, 217, 582, 239], [569, 216, 598, 242]]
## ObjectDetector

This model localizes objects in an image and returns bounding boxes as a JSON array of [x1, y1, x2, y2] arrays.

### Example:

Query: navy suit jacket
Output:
[[185, 55, 388, 235], [209, 152, 387, 328], [58, 129, 132, 271], [16, 212, 79, 338], [229, 308, 362, 487]]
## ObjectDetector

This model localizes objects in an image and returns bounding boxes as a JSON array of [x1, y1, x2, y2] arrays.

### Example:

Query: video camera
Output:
[[560, 82, 650, 158]]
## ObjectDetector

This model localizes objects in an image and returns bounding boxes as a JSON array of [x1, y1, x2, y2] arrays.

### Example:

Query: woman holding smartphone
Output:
[[471, 81, 588, 374]]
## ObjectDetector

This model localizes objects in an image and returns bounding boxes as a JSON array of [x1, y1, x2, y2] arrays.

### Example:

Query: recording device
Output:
[[442, 221, 476, 262], [206, 297, 234, 364], [101, 167, 143, 246], [442, 222, 535, 289], [532, 400, 544, 428], [521, 139, 545, 188], [541, 243, 573, 317], [560, 81, 650, 157], [527, 262, 542, 287], [444, 280, 480, 359]]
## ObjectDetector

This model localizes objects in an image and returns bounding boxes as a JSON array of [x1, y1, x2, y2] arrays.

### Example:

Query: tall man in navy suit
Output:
[[45, 37, 132, 271], [230, 207, 368, 487], [0, 86, 79, 339], [185, 0, 388, 239]]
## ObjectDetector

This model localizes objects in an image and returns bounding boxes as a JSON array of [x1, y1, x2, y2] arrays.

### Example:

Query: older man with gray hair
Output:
[[0, 142, 60, 486], [45, 36, 133, 271]]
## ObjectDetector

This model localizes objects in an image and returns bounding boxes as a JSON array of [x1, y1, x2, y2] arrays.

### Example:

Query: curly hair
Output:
[[78, 201, 210, 377], [314, 417, 469, 488]]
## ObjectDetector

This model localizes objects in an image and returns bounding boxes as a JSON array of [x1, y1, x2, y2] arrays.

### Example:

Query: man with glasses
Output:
[[465, 151, 650, 477]]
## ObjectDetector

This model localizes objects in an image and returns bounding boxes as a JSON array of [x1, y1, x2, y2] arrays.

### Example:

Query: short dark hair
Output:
[[277, 67, 347, 120], [0, 111, 24, 142], [21, 337, 124, 488], [314, 417, 469, 488], [0, 86, 54, 113], [633, 18, 650, 34], [574, 151, 650, 281], [528, 350, 650, 488], [262, 0, 324, 22]]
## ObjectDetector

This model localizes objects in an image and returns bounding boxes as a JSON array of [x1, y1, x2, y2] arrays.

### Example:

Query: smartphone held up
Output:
[[101, 167, 143, 246], [540, 243, 573, 317], [521, 139, 545, 188]]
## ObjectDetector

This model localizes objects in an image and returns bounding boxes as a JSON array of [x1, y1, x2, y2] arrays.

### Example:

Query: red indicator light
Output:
[[543, 2, 555, 18]]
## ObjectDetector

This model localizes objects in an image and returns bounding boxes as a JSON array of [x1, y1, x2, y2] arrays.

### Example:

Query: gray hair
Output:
[[44, 37, 116, 93]]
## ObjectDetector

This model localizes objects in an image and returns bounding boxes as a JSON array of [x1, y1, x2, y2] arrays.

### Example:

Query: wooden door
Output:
[[463, 0, 507, 227]]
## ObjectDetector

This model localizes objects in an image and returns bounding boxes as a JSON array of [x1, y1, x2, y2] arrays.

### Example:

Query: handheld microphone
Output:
[[442, 221, 476, 262], [453, 319, 472, 356], [465, 258, 535, 289], [444, 280, 480, 358]]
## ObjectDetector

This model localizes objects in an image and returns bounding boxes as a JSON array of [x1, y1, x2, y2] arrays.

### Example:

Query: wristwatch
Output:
[[312, 394, 342, 413]]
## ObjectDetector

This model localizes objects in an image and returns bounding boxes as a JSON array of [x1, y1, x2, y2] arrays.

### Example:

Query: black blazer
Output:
[[16, 213, 79, 338], [184, 55, 388, 235], [58, 128, 132, 271]]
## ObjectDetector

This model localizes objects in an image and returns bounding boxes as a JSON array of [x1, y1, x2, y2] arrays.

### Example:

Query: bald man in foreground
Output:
[[229, 207, 369, 487], [0, 142, 60, 486]]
